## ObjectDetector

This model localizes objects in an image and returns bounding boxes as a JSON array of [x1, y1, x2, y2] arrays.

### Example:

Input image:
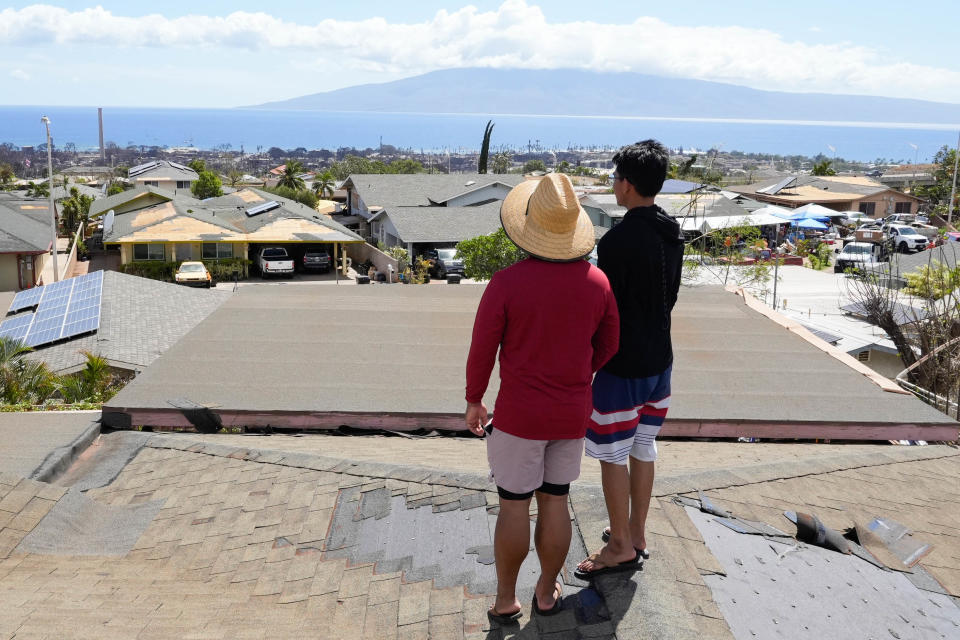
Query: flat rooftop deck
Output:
[[103, 283, 958, 440]]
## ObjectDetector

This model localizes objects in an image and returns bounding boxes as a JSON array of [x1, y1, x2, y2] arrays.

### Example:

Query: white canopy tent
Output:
[[678, 209, 789, 233]]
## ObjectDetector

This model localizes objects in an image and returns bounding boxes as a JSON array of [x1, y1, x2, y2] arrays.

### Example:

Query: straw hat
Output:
[[500, 174, 595, 262]]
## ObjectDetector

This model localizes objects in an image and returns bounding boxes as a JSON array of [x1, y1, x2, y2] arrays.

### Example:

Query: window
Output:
[[144, 180, 159, 187], [858, 202, 876, 216], [201, 243, 233, 259], [133, 243, 165, 261], [176, 181, 191, 189], [894, 202, 912, 214]]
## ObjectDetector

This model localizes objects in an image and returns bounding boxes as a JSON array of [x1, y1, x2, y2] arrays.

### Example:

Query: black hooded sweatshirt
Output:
[[596, 204, 684, 378]]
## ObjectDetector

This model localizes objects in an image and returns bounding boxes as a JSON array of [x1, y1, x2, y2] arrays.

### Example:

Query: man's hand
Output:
[[465, 401, 489, 437]]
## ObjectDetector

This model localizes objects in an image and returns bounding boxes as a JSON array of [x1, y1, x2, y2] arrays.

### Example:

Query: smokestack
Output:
[[98, 108, 105, 162]]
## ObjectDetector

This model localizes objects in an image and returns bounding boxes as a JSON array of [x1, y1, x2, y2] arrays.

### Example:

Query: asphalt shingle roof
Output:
[[89, 185, 183, 218], [23, 271, 231, 374], [372, 202, 502, 243], [0, 201, 52, 253], [344, 174, 525, 208]]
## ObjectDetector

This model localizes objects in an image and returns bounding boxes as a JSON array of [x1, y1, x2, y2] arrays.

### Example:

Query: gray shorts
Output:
[[485, 427, 584, 498]]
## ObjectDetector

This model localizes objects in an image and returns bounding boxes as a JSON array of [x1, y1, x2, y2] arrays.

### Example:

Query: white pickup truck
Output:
[[257, 247, 295, 278]]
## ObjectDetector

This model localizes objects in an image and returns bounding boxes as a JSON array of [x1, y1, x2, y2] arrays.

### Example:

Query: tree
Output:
[[188, 159, 207, 173], [27, 182, 49, 198], [278, 160, 306, 190], [668, 156, 698, 179], [191, 171, 223, 199], [263, 185, 318, 209], [0, 337, 56, 405], [58, 352, 115, 403], [388, 159, 423, 174], [914, 145, 958, 216], [522, 159, 546, 174], [478, 120, 494, 174], [812, 159, 837, 176], [491, 151, 512, 174], [106, 182, 125, 196], [0, 163, 14, 186], [312, 171, 336, 198], [456, 228, 525, 281], [557, 160, 572, 174], [226, 169, 244, 187]]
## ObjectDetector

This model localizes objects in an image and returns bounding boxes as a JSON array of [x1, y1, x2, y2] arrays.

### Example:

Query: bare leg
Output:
[[629, 457, 655, 551], [492, 496, 531, 616], [532, 491, 569, 610], [577, 461, 636, 572]]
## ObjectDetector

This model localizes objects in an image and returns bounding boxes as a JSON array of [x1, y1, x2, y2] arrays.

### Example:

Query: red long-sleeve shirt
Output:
[[465, 258, 620, 440]]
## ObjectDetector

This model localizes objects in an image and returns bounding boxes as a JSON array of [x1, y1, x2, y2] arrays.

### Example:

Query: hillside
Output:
[[245, 68, 960, 124]]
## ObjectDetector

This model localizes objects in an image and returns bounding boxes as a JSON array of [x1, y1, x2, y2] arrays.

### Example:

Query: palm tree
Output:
[[812, 159, 836, 176], [478, 120, 494, 174], [58, 351, 114, 403], [278, 160, 306, 191], [312, 171, 336, 198], [0, 337, 56, 404]]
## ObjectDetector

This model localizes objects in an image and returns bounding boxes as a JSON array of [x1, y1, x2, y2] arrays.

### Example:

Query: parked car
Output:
[[834, 242, 881, 273], [424, 248, 465, 279], [174, 261, 212, 288], [884, 213, 916, 225], [257, 247, 295, 278], [302, 251, 331, 273], [842, 211, 873, 227], [884, 224, 929, 253]]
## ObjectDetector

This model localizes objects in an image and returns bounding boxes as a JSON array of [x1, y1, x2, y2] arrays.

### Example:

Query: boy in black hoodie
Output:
[[576, 140, 684, 579]]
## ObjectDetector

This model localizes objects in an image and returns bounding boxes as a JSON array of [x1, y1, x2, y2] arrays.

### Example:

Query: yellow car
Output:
[[175, 261, 212, 288]]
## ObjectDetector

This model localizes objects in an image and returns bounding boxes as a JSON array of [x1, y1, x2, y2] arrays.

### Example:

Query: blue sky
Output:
[[3, 1, 960, 107]]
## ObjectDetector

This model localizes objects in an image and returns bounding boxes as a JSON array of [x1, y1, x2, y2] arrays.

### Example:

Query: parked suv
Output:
[[834, 243, 880, 274], [302, 251, 331, 273], [884, 224, 928, 253], [424, 248, 465, 279]]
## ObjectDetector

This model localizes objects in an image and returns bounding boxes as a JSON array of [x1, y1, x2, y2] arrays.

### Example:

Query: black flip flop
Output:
[[531, 582, 563, 616], [574, 551, 643, 581], [601, 527, 651, 559], [487, 607, 523, 625]]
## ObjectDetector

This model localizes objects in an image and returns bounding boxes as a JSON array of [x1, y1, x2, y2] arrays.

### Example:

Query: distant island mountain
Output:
[[246, 68, 960, 124]]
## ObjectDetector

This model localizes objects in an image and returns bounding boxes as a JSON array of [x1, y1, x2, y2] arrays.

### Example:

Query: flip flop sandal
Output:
[[574, 550, 643, 581], [601, 527, 651, 559], [487, 607, 523, 625], [531, 582, 563, 616]]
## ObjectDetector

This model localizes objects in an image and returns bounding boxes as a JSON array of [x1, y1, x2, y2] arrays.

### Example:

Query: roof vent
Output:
[[857, 350, 870, 362], [245, 201, 281, 217], [465, 180, 476, 186]]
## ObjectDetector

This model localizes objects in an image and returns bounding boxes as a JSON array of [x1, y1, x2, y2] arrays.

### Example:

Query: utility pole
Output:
[[41, 116, 59, 282], [948, 131, 960, 226]]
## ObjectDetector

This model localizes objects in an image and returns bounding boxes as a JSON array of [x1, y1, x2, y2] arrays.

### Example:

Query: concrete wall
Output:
[[344, 242, 399, 276]]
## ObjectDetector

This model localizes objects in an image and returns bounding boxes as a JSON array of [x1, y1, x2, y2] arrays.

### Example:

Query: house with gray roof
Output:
[[729, 174, 923, 216], [103, 188, 363, 275], [21, 271, 230, 375], [340, 173, 528, 257], [0, 197, 53, 291], [368, 202, 502, 256], [89, 185, 180, 219], [126, 160, 198, 193]]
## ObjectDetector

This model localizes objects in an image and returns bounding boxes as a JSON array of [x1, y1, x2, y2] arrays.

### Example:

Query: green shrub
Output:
[[120, 261, 178, 281]]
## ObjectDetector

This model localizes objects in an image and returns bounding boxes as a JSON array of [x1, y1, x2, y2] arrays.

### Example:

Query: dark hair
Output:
[[612, 139, 669, 197]]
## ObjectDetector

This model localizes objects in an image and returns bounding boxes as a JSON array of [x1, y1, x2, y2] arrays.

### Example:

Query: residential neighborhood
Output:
[[2, 3, 960, 639]]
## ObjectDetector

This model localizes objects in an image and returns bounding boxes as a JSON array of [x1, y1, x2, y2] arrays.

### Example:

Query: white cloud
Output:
[[9, 68, 30, 81], [2, 1, 959, 102]]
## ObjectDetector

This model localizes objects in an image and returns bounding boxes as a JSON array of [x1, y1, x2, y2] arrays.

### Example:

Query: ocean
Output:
[[1, 106, 958, 162]]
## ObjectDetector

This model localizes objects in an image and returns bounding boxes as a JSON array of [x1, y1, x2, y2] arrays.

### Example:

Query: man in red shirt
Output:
[[465, 173, 619, 624]]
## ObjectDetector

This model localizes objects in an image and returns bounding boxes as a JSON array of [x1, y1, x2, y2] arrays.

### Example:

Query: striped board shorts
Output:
[[584, 366, 672, 464]]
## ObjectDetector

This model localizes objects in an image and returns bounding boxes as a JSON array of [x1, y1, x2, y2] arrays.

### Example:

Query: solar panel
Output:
[[246, 201, 281, 216], [0, 313, 34, 343], [128, 161, 161, 178], [9, 287, 43, 312], [757, 177, 796, 195], [17, 271, 105, 348], [168, 161, 191, 172]]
